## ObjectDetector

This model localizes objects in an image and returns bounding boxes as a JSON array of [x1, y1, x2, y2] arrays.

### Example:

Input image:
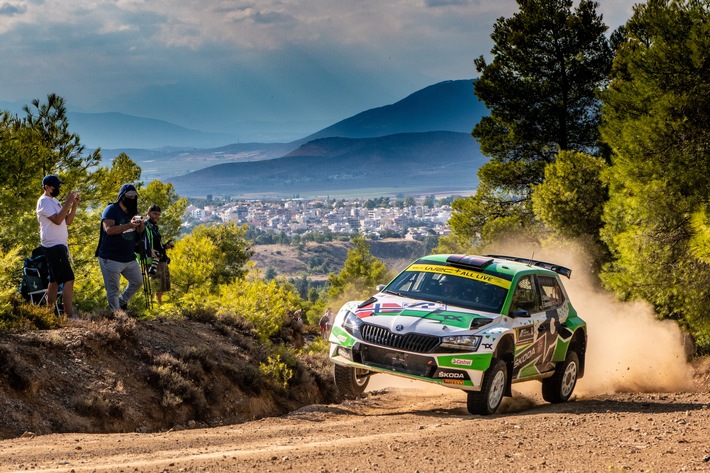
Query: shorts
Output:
[[152, 261, 171, 293], [43, 244, 74, 284]]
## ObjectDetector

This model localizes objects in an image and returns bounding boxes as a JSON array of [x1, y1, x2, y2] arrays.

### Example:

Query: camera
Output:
[[148, 258, 159, 276], [148, 252, 160, 276], [132, 215, 144, 223]]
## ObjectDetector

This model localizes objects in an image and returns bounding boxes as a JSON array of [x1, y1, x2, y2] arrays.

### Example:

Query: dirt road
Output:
[[2, 373, 709, 473]]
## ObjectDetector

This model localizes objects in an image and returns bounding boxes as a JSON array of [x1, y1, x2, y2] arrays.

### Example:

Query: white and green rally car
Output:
[[329, 254, 587, 415]]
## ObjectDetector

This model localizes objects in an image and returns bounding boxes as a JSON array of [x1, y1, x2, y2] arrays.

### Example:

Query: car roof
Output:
[[412, 254, 571, 279]]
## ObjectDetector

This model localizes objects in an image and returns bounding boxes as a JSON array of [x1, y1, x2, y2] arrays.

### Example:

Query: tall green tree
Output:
[[599, 0, 710, 351], [0, 96, 103, 253], [446, 0, 612, 250]]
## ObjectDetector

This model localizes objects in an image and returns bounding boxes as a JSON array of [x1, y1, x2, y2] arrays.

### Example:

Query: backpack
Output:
[[19, 248, 49, 302]]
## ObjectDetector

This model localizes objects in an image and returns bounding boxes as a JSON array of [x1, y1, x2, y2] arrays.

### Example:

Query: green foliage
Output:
[[444, 181, 540, 252], [599, 0, 710, 352], [259, 354, 294, 389], [0, 247, 22, 317], [191, 222, 254, 284], [170, 234, 220, 296], [0, 298, 62, 331], [327, 235, 390, 301], [531, 151, 608, 238], [215, 276, 303, 342]]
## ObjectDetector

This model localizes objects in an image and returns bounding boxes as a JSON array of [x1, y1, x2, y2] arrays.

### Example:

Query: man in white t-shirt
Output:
[[36, 174, 80, 317]]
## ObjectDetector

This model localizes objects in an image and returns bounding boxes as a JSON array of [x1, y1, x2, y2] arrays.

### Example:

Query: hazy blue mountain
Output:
[[296, 79, 483, 143], [168, 131, 483, 198], [68, 112, 239, 149]]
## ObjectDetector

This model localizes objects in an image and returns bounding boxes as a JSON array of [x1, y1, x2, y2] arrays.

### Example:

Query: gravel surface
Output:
[[2, 378, 709, 473]]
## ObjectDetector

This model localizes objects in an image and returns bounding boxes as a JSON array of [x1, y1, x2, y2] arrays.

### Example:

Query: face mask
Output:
[[121, 197, 138, 214], [50, 187, 60, 197]]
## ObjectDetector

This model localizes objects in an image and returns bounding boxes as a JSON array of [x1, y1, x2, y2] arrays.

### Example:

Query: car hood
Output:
[[349, 294, 499, 335]]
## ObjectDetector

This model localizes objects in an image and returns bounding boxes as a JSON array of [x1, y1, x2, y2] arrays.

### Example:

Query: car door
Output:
[[509, 275, 554, 378], [534, 274, 569, 372]]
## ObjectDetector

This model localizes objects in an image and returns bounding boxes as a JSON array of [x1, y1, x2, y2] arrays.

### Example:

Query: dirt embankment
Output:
[[0, 313, 337, 440]]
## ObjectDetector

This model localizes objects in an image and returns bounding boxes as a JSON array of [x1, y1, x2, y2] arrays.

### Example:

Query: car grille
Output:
[[358, 344, 436, 378], [360, 323, 440, 353]]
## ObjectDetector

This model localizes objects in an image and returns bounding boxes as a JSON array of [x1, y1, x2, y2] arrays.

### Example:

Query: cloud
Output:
[[0, 0, 635, 139], [0, 2, 26, 16], [424, 0, 473, 7]]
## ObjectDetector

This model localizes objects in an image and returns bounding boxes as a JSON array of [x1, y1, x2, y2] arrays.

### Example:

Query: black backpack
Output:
[[19, 248, 49, 302]]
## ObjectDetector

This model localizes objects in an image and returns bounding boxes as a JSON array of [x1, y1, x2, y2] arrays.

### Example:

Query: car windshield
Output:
[[383, 268, 508, 313]]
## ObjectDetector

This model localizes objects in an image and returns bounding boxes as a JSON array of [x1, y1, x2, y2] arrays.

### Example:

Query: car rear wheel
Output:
[[334, 364, 370, 399], [542, 350, 579, 403], [467, 358, 507, 415]]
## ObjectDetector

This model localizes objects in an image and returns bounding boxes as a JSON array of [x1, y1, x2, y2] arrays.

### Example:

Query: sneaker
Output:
[[119, 301, 128, 311]]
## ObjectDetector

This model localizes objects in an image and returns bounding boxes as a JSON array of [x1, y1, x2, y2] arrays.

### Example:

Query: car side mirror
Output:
[[376, 284, 385, 292], [511, 309, 531, 318]]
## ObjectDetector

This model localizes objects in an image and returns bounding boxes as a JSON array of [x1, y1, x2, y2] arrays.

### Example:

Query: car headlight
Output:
[[440, 335, 482, 351], [342, 310, 364, 337]]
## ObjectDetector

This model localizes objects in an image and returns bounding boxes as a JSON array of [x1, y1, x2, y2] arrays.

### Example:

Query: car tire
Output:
[[467, 358, 507, 415], [333, 364, 370, 400], [542, 350, 579, 403]]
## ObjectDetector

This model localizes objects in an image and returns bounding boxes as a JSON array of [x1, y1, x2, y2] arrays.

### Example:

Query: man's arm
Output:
[[65, 191, 80, 225], [47, 191, 79, 225], [103, 217, 142, 236]]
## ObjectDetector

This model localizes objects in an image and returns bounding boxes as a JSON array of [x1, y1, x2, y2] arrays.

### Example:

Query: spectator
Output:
[[320, 307, 333, 340], [95, 184, 144, 311], [36, 174, 79, 317], [143, 204, 173, 305]]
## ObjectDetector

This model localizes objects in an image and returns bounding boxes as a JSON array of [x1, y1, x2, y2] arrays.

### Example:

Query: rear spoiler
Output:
[[486, 254, 572, 279]]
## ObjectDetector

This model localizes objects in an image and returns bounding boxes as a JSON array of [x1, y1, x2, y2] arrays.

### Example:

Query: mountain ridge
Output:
[[168, 131, 484, 198]]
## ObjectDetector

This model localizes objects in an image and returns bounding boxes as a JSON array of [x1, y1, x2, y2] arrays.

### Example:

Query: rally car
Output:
[[328, 254, 587, 415]]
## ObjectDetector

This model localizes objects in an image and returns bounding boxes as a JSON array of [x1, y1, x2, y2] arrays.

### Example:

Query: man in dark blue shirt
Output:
[[95, 184, 145, 311]]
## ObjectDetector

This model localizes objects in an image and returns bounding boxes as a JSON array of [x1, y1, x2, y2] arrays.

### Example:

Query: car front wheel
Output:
[[467, 358, 507, 415], [334, 364, 370, 400], [542, 350, 579, 403]]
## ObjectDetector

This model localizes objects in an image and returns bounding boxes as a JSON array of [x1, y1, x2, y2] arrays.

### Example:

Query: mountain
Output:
[[168, 131, 484, 198], [296, 79, 483, 143], [68, 112, 239, 149]]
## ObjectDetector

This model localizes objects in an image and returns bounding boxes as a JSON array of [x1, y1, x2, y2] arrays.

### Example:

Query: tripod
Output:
[[140, 259, 153, 309]]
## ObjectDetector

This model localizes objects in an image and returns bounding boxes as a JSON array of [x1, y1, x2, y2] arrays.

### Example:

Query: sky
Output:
[[0, 0, 635, 142]]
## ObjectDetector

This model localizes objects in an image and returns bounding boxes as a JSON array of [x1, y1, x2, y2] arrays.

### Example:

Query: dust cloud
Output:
[[488, 239, 695, 395]]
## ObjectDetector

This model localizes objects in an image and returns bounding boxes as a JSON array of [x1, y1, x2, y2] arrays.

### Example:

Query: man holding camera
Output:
[[36, 174, 80, 318], [95, 184, 144, 311], [141, 204, 172, 305]]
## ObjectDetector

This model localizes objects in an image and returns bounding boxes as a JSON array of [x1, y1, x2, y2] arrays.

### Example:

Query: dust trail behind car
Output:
[[487, 240, 695, 395]]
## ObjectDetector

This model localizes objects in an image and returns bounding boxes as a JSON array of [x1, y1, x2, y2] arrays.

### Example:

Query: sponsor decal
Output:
[[337, 335, 347, 343], [513, 337, 545, 369], [517, 325, 535, 344], [434, 368, 470, 381], [451, 358, 473, 366], [407, 264, 511, 289], [481, 343, 493, 350], [442, 379, 465, 385]]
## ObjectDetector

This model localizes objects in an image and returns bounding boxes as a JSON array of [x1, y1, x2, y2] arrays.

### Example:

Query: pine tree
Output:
[[600, 0, 710, 351], [447, 0, 612, 249]]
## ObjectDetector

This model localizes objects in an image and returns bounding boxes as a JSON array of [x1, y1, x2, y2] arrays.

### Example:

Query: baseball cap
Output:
[[42, 174, 63, 188]]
